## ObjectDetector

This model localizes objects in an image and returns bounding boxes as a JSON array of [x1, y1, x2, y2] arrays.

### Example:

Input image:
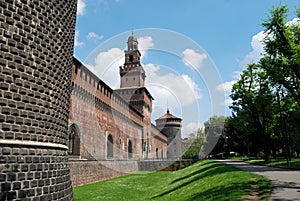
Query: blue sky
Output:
[[74, 0, 299, 137]]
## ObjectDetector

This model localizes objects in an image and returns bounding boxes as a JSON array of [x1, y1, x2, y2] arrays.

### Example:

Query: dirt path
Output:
[[219, 160, 300, 201]]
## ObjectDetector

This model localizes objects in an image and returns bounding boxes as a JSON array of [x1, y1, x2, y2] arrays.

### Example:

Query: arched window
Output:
[[128, 140, 133, 159], [107, 134, 114, 159], [156, 148, 159, 159], [68, 124, 80, 156]]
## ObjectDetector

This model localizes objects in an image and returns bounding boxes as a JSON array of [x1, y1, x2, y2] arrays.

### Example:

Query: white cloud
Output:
[[216, 80, 237, 93], [74, 31, 84, 47], [182, 75, 202, 100], [145, 63, 202, 107], [77, 0, 86, 16], [182, 49, 207, 69], [217, 79, 239, 107], [224, 98, 233, 106], [182, 122, 202, 137], [241, 18, 299, 68], [138, 36, 154, 50], [86, 48, 123, 88], [138, 36, 154, 60], [240, 31, 266, 68], [286, 17, 300, 26], [87, 32, 104, 40]]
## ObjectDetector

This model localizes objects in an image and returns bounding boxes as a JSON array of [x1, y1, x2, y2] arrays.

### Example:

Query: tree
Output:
[[261, 5, 300, 106], [228, 5, 300, 161], [182, 128, 205, 159], [230, 64, 276, 161], [201, 116, 228, 158]]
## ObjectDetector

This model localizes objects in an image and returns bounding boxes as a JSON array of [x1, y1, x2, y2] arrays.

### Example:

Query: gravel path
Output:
[[219, 160, 300, 201]]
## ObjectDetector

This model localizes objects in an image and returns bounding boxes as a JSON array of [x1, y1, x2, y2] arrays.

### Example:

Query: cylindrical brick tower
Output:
[[155, 109, 182, 160], [0, 1, 77, 200]]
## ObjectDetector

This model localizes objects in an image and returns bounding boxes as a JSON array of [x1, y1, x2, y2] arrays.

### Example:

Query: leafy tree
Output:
[[230, 64, 276, 161], [228, 5, 300, 161], [182, 128, 205, 159], [260, 5, 300, 160], [261, 5, 300, 106], [201, 116, 228, 158]]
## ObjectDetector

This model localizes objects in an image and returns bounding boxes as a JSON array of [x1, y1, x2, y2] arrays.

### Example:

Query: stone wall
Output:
[[0, 0, 77, 200], [138, 160, 176, 171], [69, 159, 197, 186], [69, 160, 138, 186], [138, 160, 197, 171]]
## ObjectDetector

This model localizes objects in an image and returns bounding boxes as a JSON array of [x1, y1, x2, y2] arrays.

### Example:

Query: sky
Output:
[[73, 0, 299, 138]]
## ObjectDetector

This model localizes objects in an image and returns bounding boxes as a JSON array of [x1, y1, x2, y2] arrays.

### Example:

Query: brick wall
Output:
[[0, 0, 77, 200], [70, 59, 145, 160], [70, 159, 197, 186], [69, 160, 138, 186]]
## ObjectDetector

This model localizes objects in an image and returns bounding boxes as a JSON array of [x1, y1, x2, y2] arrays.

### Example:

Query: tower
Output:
[[0, 1, 76, 200], [115, 34, 153, 119], [155, 109, 182, 160], [120, 34, 146, 88], [115, 34, 153, 159]]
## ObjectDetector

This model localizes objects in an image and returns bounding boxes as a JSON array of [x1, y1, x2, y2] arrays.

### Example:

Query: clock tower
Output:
[[120, 34, 146, 88]]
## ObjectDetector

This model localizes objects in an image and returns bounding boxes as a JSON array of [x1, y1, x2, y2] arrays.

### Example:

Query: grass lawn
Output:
[[73, 160, 271, 201], [246, 158, 300, 170]]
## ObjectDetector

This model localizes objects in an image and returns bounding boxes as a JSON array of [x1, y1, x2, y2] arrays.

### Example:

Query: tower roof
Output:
[[128, 34, 137, 42], [157, 109, 181, 120]]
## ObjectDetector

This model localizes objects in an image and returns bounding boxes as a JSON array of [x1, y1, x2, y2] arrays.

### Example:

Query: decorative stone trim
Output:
[[0, 139, 68, 150]]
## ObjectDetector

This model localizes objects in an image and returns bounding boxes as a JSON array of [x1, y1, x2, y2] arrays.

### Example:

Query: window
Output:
[[107, 134, 114, 159], [68, 124, 80, 156], [129, 55, 134, 62], [128, 140, 133, 159]]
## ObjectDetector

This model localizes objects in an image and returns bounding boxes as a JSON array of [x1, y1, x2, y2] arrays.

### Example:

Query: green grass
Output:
[[246, 158, 300, 170], [73, 160, 271, 201]]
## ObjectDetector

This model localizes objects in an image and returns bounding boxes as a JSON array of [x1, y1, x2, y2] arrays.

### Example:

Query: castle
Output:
[[0, 1, 182, 199], [68, 34, 182, 162]]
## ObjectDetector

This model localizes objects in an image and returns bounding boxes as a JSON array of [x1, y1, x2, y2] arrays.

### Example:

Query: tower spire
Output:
[[167, 100, 170, 114]]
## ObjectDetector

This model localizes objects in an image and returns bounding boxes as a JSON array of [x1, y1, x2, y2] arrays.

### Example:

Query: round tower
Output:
[[0, 1, 77, 200], [155, 109, 182, 160]]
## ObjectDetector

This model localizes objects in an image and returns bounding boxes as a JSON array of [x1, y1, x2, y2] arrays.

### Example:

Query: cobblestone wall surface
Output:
[[0, 0, 77, 200]]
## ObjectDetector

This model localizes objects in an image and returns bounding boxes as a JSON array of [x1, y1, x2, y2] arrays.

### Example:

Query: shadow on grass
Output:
[[187, 181, 248, 201], [152, 161, 240, 199], [170, 161, 224, 184]]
